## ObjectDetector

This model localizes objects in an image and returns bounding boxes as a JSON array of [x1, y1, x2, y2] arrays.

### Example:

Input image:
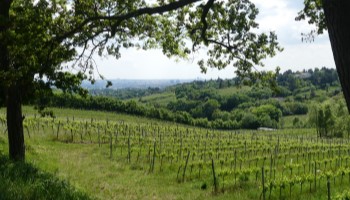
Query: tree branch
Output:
[[55, 0, 201, 42], [200, 0, 215, 45]]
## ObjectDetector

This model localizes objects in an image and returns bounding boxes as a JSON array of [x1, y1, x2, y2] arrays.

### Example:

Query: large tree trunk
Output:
[[0, 0, 25, 161], [6, 85, 25, 161], [323, 0, 350, 113]]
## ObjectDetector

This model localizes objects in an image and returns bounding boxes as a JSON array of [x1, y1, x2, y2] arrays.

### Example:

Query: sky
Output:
[[94, 0, 335, 80]]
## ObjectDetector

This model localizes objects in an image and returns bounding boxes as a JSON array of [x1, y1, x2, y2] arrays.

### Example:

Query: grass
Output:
[[282, 114, 309, 129], [0, 107, 215, 200], [0, 133, 226, 200], [0, 151, 90, 200], [135, 92, 176, 106], [0, 131, 339, 200], [0, 106, 348, 200], [15, 106, 173, 125], [217, 86, 250, 96]]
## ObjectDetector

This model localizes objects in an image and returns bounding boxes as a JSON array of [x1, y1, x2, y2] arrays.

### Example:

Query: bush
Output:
[[240, 113, 260, 129], [252, 104, 282, 122], [193, 118, 210, 128], [259, 114, 277, 128], [284, 102, 308, 115]]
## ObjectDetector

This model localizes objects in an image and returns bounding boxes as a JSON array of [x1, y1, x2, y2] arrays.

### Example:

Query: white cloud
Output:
[[95, 0, 335, 79], [251, 0, 335, 72], [252, 0, 313, 44], [96, 49, 236, 79], [263, 43, 335, 71]]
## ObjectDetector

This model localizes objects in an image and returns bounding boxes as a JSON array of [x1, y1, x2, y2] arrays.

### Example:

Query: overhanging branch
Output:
[[55, 0, 201, 43], [200, 0, 214, 45]]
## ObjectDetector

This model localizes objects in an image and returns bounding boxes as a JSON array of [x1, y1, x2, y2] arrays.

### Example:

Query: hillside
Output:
[[1, 68, 349, 199], [1, 106, 350, 199], [60, 67, 341, 131]]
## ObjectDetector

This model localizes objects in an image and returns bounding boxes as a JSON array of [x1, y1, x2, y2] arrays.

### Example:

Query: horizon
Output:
[[86, 66, 336, 81]]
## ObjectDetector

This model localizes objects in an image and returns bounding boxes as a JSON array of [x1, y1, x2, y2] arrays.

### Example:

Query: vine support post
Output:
[[151, 141, 156, 173], [182, 151, 190, 182], [212, 158, 218, 193], [127, 136, 131, 163], [314, 161, 317, 191], [262, 166, 266, 200], [327, 176, 331, 200], [98, 126, 101, 147], [109, 133, 113, 160]]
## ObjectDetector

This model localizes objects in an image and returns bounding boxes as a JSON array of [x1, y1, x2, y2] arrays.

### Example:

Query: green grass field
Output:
[[129, 92, 176, 107], [124, 85, 250, 106], [217, 86, 250, 96], [1, 107, 350, 200]]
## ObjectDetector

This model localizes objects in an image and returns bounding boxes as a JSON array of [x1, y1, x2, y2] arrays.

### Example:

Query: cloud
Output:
[[97, 48, 237, 79], [252, 0, 307, 43], [95, 0, 335, 79], [251, 0, 335, 71]]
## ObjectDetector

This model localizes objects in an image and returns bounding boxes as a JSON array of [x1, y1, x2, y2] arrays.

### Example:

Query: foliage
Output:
[[283, 102, 309, 115], [1, 1, 89, 106], [90, 87, 162, 100], [308, 99, 350, 138], [296, 0, 326, 38], [240, 113, 260, 129], [252, 104, 282, 122], [39, 67, 340, 130]]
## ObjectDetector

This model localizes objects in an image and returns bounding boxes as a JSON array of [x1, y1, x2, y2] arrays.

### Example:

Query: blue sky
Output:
[[94, 0, 335, 80]]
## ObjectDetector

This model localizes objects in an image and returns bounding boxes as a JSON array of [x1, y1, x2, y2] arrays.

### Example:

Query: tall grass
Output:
[[0, 153, 90, 200]]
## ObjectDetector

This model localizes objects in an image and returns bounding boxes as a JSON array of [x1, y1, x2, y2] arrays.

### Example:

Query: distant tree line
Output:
[[89, 87, 162, 100], [23, 67, 341, 130], [277, 67, 339, 92]]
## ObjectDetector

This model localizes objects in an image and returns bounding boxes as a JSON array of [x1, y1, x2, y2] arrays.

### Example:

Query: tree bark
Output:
[[1, 0, 25, 161], [6, 85, 25, 161], [323, 0, 350, 113]]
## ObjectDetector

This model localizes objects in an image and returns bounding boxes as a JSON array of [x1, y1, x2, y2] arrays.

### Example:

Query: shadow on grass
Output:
[[0, 153, 91, 200]]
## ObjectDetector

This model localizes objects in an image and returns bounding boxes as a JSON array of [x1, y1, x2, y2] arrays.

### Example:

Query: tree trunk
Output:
[[7, 85, 25, 161], [323, 0, 350, 113], [0, 0, 24, 161]]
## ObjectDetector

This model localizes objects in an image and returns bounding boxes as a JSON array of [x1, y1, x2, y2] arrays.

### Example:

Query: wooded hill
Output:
[[37, 67, 341, 130]]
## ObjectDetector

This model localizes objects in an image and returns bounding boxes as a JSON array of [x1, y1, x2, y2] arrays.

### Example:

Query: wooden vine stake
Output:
[[212, 158, 218, 193], [314, 161, 317, 192], [182, 151, 190, 182], [327, 176, 331, 200], [109, 133, 113, 160], [150, 141, 156, 173], [127, 137, 131, 163], [56, 121, 60, 139], [176, 165, 182, 181], [262, 166, 266, 200], [98, 126, 101, 147]]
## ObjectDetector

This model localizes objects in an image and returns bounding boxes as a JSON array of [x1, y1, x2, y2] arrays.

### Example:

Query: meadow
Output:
[[1, 107, 350, 200]]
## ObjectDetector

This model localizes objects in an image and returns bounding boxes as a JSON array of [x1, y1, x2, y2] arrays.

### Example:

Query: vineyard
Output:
[[1, 110, 350, 199]]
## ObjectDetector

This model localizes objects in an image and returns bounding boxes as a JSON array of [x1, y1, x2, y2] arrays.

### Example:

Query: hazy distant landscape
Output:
[[82, 79, 195, 89]]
